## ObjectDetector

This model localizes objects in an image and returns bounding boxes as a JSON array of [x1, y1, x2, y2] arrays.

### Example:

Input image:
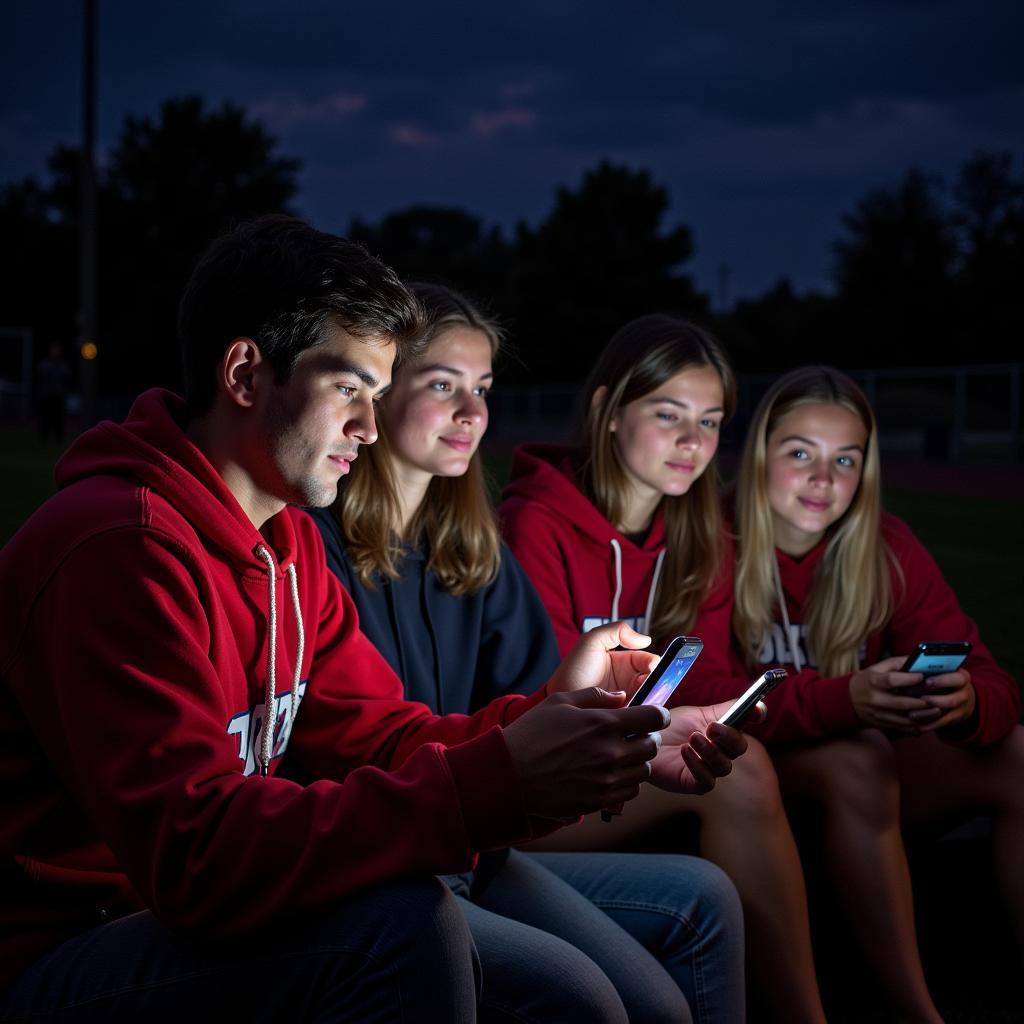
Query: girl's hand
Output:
[[908, 668, 976, 731], [648, 702, 754, 795], [544, 622, 657, 697], [849, 656, 935, 731]]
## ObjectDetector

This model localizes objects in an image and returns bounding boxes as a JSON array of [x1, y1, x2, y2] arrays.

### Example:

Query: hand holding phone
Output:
[[601, 637, 703, 821], [716, 669, 788, 727], [900, 641, 971, 697]]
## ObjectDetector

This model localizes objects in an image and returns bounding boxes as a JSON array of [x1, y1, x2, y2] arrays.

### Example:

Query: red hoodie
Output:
[[0, 389, 547, 990], [500, 443, 737, 698], [716, 512, 1020, 746]]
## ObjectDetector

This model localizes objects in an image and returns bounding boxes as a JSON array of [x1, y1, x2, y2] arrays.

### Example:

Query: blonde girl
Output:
[[733, 365, 1024, 1021]]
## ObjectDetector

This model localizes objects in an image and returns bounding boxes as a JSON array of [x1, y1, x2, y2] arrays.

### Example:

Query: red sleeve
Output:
[[500, 497, 581, 656], [11, 528, 545, 937], [880, 517, 1020, 746]]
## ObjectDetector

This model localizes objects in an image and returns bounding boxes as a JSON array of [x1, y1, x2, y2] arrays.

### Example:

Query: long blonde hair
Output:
[[579, 314, 736, 640], [336, 283, 502, 596], [733, 366, 896, 676]]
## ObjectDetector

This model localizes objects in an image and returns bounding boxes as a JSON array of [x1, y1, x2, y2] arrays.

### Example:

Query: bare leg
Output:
[[896, 724, 1024, 961], [775, 730, 943, 1024], [526, 738, 827, 1023]]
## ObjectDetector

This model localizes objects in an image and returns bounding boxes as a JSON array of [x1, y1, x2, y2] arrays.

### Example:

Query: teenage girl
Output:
[[501, 314, 828, 1022], [308, 285, 749, 1024], [729, 365, 1024, 1022]]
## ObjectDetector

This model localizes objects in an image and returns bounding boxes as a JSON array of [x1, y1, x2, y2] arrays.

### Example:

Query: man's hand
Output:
[[545, 621, 658, 697], [648, 701, 757, 796], [502, 687, 670, 819]]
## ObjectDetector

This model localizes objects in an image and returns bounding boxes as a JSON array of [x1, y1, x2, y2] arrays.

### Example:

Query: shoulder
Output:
[[880, 511, 931, 563]]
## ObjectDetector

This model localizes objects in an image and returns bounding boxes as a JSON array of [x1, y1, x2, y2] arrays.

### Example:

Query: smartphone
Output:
[[716, 668, 788, 727], [627, 636, 704, 707], [900, 641, 972, 675], [901, 641, 971, 697]]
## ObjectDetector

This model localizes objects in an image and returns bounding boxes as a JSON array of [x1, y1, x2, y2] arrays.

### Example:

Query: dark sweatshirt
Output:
[[307, 506, 561, 714]]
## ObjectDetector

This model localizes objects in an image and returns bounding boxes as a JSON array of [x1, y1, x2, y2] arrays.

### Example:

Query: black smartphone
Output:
[[716, 668, 788, 727], [900, 641, 972, 675], [900, 641, 971, 697], [627, 636, 704, 707]]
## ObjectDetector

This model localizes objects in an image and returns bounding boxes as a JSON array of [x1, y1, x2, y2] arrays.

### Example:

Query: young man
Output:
[[0, 216, 750, 1022]]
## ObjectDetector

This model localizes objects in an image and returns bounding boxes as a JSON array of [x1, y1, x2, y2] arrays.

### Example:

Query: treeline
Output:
[[1, 96, 1021, 398]]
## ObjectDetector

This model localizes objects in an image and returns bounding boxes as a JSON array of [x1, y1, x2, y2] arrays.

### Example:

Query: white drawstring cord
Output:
[[609, 539, 623, 622], [773, 560, 803, 671], [643, 549, 666, 636], [255, 549, 306, 777]]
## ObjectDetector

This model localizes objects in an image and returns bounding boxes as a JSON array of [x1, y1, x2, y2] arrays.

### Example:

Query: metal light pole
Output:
[[78, 0, 98, 424]]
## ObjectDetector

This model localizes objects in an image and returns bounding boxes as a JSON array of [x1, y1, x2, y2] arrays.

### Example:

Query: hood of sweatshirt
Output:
[[54, 388, 299, 574], [501, 443, 667, 643]]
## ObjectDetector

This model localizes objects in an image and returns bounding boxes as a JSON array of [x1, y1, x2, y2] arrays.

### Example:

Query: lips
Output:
[[797, 496, 830, 512], [665, 461, 697, 473], [440, 435, 475, 453], [328, 452, 356, 475]]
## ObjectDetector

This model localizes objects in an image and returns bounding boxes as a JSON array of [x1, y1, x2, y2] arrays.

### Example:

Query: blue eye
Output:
[[430, 381, 452, 393], [837, 455, 857, 468], [701, 418, 720, 430], [789, 449, 809, 460], [473, 386, 490, 399], [656, 412, 677, 422]]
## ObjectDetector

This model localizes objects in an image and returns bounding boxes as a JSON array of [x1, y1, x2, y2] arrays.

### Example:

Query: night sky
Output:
[[4, 1, 1022, 301]]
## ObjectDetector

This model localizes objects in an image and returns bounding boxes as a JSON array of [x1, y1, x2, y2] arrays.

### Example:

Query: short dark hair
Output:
[[178, 215, 425, 415]]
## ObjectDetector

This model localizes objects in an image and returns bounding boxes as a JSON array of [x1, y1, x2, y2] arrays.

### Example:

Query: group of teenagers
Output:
[[1, 214, 1021, 1024]]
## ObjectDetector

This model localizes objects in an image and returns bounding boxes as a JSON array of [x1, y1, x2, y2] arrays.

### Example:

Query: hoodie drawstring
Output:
[[609, 540, 623, 622], [773, 561, 803, 672], [256, 546, 305, 776], [609, 540, 664, 636], [643, 550, 666, 636]]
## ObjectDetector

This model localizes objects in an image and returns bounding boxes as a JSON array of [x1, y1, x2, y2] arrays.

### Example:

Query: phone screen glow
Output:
[[639, 643, 703, 706]]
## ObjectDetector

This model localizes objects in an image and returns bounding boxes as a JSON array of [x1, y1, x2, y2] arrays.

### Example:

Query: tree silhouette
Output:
[[349, 206, 513, 311], [951, 151, 1024, 361], [1, 96, 301, 401], [509, 161, 708, 381], [833, 168, 957, 365]]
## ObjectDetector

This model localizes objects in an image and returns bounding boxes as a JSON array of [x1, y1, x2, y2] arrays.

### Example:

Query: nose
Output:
[[676, 422, 699, 449], [809, 457, 833, 486], [455, 391, 487, 426], [347, 398, 378, 445]]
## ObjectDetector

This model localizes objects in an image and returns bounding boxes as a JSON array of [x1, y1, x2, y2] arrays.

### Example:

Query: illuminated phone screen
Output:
[[906, 653, 967, 675], [630, 639, 704, 707]]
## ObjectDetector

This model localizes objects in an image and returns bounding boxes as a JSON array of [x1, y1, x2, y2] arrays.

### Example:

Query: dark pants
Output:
[[0, 878, 478, 1023]]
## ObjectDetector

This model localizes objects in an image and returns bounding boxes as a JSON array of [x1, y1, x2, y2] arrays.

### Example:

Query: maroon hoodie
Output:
[[730, 512, 1020, 746], [0, 389, 546, 990], [500, 443, 737, 700]]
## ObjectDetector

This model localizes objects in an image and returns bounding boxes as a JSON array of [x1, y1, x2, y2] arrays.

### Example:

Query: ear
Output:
[[591, 385, 616, 431], [220, 338, 266, 409]]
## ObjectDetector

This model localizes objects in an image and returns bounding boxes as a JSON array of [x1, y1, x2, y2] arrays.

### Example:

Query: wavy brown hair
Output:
[[733, 366, 898, 676], [336, 283, 502, 596], [578, 314, 736, 640]]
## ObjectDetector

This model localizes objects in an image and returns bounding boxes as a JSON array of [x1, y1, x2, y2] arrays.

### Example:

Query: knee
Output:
[[707, 736, 787, 823], [820, 731, 900, 824], [986, 725, 1024, 811], [368, 876, 478, 977]]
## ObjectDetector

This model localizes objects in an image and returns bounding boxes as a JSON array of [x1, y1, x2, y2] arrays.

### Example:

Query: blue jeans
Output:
[[448, 849, 745, 1024], [0, 877, 479, 1023]]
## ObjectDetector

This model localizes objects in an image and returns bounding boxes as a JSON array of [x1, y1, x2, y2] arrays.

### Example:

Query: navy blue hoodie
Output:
[[306, 507, 561, 715]]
